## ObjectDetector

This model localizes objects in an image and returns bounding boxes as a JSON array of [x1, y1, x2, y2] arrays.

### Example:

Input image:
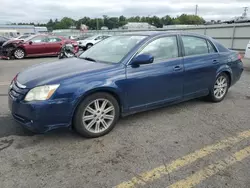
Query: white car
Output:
[[245, 40, 250, 59], [77, 35, 110, 49]]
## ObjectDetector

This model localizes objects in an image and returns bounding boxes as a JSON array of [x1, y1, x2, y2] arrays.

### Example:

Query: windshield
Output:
[[23, 35, 36, 42], [79, 35, 146, 63]]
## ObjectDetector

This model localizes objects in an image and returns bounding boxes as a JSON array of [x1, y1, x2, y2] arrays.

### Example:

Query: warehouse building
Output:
[[0, 25, 47, 37]]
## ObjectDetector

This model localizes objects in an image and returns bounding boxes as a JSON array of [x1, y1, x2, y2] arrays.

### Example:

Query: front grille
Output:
[[9, 81, 29, 100]]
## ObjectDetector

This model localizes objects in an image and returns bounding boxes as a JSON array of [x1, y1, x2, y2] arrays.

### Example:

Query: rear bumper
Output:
[[8, 94, 73, 133], [231, 61, 244, 86]]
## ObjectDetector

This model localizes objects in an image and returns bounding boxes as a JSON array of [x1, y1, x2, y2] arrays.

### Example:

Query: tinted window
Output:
[[30, 36, 47, 43], [48, 37, 62, 42], [207, 41, 216, 53], [182, 36, 209, 56], [95, 36, 103, 40], [138, 36, 179, 62]]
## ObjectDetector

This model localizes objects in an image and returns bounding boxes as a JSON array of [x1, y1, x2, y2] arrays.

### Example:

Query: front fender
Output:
[[71, 85, 125, 117]]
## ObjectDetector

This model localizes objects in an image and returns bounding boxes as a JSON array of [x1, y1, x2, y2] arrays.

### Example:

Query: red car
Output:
[[1, 34, 79, 59]]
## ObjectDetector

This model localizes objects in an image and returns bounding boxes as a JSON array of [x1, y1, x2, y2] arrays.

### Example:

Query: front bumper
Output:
[[8, 84, 73, 133]]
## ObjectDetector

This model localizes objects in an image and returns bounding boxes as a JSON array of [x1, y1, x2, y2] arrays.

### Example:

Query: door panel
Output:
[[25, 36, 47, 55], [45, 37, 63, 54], [126, 58, 184, 110], [183, 53, 220, 97], [181, 35, 220, 98], [125, 35, 184, 110]]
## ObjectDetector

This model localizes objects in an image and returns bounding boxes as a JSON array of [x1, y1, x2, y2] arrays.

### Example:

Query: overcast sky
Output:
[[1, 0, 250, 23]]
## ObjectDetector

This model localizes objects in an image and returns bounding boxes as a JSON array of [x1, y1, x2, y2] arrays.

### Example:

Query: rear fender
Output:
[[216, 65, 233, 85]]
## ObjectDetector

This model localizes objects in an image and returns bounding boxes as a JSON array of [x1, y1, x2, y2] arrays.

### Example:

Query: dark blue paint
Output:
[[8, 32, 244, 133]]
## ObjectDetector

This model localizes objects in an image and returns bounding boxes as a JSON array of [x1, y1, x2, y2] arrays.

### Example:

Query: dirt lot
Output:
[[0, 57, 250, 188]]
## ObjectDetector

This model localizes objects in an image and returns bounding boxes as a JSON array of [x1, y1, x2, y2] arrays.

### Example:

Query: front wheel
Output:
[[208, 73, 229, 102], [14, 48, 25, 59], [73, 92, 120, 138]]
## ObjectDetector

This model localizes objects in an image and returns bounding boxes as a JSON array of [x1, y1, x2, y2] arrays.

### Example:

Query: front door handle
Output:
[[173, 65, 182, 71], [213, 59, 219, 64]]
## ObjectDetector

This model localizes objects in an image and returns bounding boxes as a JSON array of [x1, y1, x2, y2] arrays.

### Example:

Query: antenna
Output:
[[195, 5, 198, 16], [243, 7, 248, 17]]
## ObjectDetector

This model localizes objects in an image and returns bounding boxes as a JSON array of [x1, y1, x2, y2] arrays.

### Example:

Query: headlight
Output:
[[24, 84, 60, 102]]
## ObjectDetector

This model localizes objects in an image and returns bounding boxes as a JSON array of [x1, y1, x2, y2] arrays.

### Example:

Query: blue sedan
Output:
[[8, 32, 244, 138]]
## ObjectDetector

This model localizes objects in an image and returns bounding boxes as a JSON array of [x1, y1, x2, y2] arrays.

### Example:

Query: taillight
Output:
[[238, 53, 242, 60]]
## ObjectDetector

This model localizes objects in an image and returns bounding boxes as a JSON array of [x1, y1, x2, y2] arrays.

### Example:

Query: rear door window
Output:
[[182, 36, 209, 56], [48, 37, 62, 43], [207, 41, 217, 53]]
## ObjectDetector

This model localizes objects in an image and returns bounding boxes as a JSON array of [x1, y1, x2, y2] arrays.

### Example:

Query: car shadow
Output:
[[118, 98, 206, 126], [0, 97, 215, 139]]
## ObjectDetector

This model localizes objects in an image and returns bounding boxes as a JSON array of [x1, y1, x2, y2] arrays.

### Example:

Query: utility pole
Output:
[[242, 7, 248, 17], [195, 4, 198, 16]]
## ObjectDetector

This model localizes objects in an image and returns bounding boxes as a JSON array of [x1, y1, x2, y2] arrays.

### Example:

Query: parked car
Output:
[[76, 34, 94, 41], [0, 36, 9, 46], [8, 32, 243, 138], [77, 35, 110, 50], [1, 34, 79, 59]]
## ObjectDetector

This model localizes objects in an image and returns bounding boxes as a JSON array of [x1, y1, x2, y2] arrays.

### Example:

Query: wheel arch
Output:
[[86, 43, 93, 47], [71, 87, 123, 122], [14, 46, 26, 56], [216, 66, 232, 87]]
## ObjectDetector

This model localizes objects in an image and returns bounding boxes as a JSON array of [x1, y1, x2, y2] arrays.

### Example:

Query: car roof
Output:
[[120, 31, 211, 40]]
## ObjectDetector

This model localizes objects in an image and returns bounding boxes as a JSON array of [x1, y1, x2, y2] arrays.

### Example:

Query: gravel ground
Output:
[[0, 57, 250, 188]]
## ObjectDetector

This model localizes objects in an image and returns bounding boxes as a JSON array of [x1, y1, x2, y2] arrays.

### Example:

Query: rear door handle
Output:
[[212, 59, 219, 64], [173, 65, 182, 71]]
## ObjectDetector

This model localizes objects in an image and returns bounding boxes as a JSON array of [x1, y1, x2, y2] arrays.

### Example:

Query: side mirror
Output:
[[29, 41, 33, 45], [131, 54, 154, 67]]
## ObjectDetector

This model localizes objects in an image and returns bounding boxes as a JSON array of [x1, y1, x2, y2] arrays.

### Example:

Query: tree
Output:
[[161, 15, 173, 25], [45, 14, 206, 30], [119, 15, 127, 27]]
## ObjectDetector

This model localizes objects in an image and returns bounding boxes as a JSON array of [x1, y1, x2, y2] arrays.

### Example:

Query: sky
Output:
[[0, 0, 250, 23]]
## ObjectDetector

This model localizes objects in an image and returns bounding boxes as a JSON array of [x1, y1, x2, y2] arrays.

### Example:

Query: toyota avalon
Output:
[[8, 32, 244, 138]]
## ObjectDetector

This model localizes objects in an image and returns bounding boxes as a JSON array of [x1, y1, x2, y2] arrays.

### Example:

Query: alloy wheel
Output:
[[213, 75, 228, 99], [82, 99, 115, 134], [14, 49, 25, 59]]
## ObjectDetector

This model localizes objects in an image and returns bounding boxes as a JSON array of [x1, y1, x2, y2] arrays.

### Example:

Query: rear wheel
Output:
[[14, 48, 25, 59], [86, 43, 93, 49], [208, 72, 229, 102], [73, 92, 120, 138]]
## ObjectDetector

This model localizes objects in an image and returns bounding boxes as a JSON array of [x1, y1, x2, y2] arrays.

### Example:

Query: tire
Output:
[[208, 72, 229, 102], [73, 92, 120, 138], [86, 43, 93, 49], [14, 48, 25, 59]]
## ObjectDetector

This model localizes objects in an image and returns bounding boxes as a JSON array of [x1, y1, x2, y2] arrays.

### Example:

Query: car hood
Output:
[[17, 58, 114, 88], [2, 39, 23, 46]]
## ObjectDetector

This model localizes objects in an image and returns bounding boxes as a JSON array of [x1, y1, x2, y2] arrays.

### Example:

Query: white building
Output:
[[121, 22, 156, 30], [0, 25, 48, 37]]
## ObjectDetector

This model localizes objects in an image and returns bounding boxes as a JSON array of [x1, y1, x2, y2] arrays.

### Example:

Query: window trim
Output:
[[206, 40, 217, 53], [29, 35, 47, 43], [180, 35, 218, 57], [127, 34, 181, 65], [47, 37, 62, 43]]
